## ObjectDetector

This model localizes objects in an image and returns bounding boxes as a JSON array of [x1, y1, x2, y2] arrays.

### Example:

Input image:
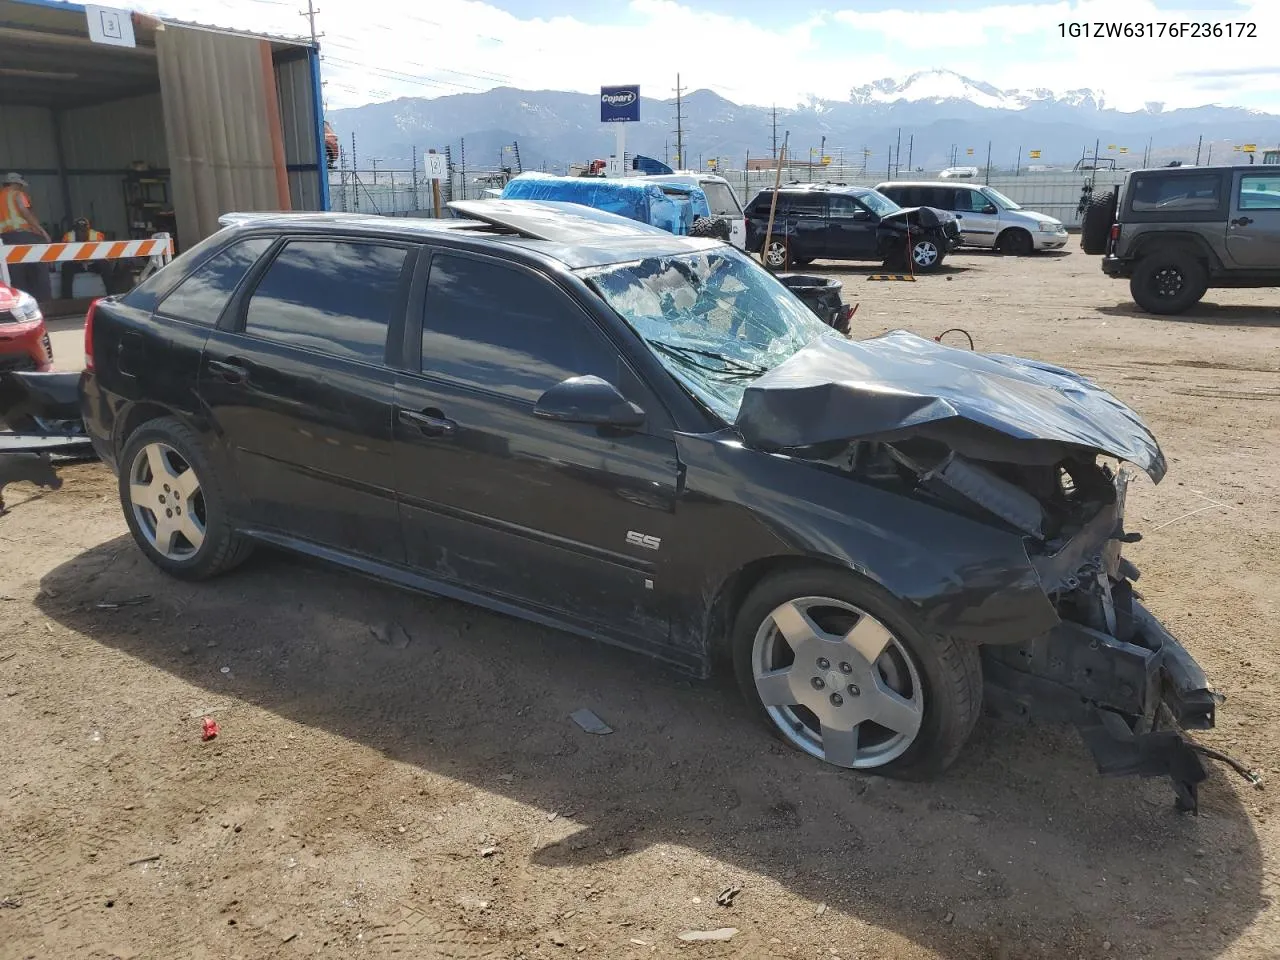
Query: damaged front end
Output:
[[736, 330, 1249, 810]]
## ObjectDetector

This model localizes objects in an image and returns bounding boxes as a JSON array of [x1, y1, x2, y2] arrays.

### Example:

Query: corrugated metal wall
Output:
[[0, 104, 62, 233], [274, 55, 322, 211], [0, 97, 169, 238], [62, 94, 169, 238]]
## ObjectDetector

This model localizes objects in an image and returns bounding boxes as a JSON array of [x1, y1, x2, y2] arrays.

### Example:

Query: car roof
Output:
[[1126, 164, 1280, 176], [760, 183, 875, 195], [878, 181, 978, 189], [217, 201, 721, 271]]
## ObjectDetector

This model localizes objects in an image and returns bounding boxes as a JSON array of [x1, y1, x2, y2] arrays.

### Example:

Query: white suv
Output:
[[875, 181, 1068, 255]]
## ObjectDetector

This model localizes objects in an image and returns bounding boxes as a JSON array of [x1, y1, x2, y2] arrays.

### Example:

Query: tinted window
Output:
[[1131, 174, 1222, 212], [242, 240, 409, 363], [951, 188, 987, 213], [701, 182, 742, 217], [157, 237, 273, 326], [421, 254, 620, 402], [828, 195, 865, 218], [1239, 175, 1280, 210], [788, 193, 827, 216]]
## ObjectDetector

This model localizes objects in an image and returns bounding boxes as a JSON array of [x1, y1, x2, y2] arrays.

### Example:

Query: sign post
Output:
[[426, 149, 446, 217], [600, 85, 640, 178]]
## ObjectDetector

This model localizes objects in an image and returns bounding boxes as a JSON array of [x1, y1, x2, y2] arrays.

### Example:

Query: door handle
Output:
[[1231, 216, 1254, 227], [398, 408, 456, 437], [207, 358, 248, 383]]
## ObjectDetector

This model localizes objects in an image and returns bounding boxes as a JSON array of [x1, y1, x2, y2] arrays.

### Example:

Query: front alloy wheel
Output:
[[750, 596, 924, 768], [732, 569, 983, 779], [129, 442, 206, 560], [911, 238, 940, 269]]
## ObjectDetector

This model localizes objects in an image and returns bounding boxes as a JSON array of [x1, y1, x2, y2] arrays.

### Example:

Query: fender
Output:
[[1127, 231, 1224, 273], [668, 434, 1059, 671]]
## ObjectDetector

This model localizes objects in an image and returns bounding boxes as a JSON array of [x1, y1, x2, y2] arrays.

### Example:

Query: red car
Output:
[[0, 280, 52, 373]]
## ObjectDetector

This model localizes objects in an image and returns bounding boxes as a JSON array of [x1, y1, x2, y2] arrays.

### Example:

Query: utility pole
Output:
[[1195, 134, 1203, 165], [1014, 145, 1021, 177], [300, 0, 322, 44], [371, 157, 379, 185], [886, 144, 892, 181], [895, 127, 902, 179], [350, 132, 358, 211], [907, 134, 913, 172], [771, 106, 778, 160], [460, 137, 466, 201], [985, 140, 992, 183], [673, 73, 685, 170]]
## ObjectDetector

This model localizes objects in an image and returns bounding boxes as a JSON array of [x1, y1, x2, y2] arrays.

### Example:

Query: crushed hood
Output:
[[734, 330, 1166, 482]]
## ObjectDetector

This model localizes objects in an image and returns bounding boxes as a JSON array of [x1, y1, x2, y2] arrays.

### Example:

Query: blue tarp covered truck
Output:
[[499, 174, 709, 236]]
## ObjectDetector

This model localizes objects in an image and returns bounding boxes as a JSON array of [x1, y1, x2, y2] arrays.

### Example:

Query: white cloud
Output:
[[145, 0, 1280, 112]]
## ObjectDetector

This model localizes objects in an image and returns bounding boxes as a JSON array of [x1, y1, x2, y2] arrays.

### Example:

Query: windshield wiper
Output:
[[647, 340, 770, 378]]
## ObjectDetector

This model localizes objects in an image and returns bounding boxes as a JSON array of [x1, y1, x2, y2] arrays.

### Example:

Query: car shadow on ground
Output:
[[808, 262, 975, 278], [1098, 302, 1280, 328], [37, 540, 1265, 960]]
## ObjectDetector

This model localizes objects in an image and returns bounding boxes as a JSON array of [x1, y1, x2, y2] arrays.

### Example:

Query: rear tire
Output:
[[1080, 191, 1117, 254], [1129, 252, 1208, 315], [731, 567, 983, 780], [997, 229, 1034, 256], [118, 416, 253, 581]]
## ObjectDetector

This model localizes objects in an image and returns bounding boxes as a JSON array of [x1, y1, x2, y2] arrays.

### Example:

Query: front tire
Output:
[[731, 568, 983, 779], [1129, 252, 1207, 315], [997, 229, 1034, 256], [762, 238, 789, 271], [119, 416, 253, 581]]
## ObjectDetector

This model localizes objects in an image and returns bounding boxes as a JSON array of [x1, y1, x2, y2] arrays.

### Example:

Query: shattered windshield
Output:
[[583, 248, 834, 422], [857, 190, 901, 217]]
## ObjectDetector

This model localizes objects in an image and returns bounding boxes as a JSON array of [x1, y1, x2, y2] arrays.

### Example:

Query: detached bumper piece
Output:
[[983, 598, 1231, 813]]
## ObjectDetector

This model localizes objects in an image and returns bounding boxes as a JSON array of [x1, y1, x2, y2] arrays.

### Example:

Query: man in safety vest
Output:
[[0, 172, 52, 302], [59, 217, 113, 299]]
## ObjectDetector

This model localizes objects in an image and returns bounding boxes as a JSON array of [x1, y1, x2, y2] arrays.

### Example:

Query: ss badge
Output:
[[626, 531, 662, 551]]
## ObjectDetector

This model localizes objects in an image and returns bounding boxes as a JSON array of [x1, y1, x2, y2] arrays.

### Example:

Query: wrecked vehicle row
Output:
[[6, 199, 1246, 809]]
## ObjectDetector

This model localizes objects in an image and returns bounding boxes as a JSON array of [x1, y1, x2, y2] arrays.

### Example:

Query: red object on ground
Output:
[[201, 717, 219, 741], [0, 281, 52, 373]]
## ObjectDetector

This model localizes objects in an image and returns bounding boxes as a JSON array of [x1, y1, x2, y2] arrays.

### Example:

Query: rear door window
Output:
[[242, 239, 411, 364], [420, 253, 621, 403], [701, 181, 742, 217], [156, 237, 274, 326], [788, 194, 827, 217], [1130, 174, 1223, 212]]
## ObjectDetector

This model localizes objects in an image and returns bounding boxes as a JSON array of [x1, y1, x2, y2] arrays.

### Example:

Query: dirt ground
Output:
[[2, 249, 1279, 960]]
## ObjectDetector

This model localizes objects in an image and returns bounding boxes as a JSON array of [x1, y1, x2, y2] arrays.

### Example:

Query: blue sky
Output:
[[153, 0, 1280, 112]]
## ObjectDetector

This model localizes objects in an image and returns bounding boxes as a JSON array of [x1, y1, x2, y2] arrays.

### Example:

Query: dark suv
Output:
[[1083, 164, 1280, 313], [78, 200, 1220, 804], [744, 183, 960, 273]]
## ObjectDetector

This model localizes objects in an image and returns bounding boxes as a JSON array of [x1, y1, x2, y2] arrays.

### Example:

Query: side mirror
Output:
[[852, 210, 872, 222], [982, 203, 998, 215], [533, 375, 645, 428]]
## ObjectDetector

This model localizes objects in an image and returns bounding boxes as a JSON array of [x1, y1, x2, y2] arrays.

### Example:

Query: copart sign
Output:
[[600, 85, 640, 123]]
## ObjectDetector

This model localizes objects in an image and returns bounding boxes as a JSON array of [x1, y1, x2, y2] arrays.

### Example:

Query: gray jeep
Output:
[[1080, 164, 1280, 314]]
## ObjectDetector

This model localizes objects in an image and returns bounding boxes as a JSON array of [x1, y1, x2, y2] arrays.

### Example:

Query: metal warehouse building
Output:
[[0, 0, 329, 254]]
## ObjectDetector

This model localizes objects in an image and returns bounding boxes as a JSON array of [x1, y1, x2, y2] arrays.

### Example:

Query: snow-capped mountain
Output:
[[850, 69, 1105, 112], [332, 72, 1276, 173]]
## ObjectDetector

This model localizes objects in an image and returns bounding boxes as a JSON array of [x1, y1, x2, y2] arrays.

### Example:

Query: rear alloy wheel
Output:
[[732, 569, 982, 779], [998, 229, 1034, 256], [763, 239, 789, 270], [119, 416, 253, 580], [1130, 253, 1208, 315]]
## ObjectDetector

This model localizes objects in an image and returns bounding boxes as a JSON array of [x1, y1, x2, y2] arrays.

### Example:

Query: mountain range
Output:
[[329, 69, 1279, 175]]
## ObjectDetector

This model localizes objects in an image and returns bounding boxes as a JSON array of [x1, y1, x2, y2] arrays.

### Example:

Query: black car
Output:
[[744, 183, 961, 273], [78, 200, 1220, 804]]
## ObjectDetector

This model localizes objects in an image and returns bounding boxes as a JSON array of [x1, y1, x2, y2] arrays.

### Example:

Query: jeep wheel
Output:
[[732, 567, 983, 779], [1080, 191, 1118, 255], [691, 216, 731, 241], [1130, 253, 1207, 315], [997, 228, 1034, 257]]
